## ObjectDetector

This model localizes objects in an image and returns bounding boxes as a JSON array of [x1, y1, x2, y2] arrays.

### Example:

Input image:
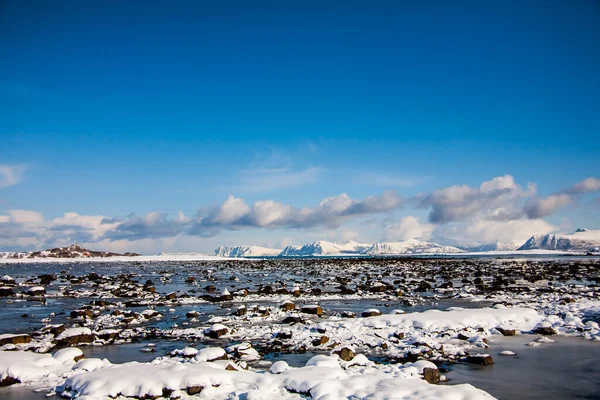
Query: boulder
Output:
[[301, 305, 323, 316], [0, 334, 31, 346], [496, 327, 516, 336], [280, 301, 295, 311], [333, 347, 355, 361], [361, 309, 381, 317], [423, 367, 441, 384], [207, 324, 228, 339], [465, 354, 494, 365], [532, 326, 557, 335]]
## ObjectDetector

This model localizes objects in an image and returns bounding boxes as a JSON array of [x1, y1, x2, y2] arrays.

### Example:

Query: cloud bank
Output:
[[1, 175, 598, 253]]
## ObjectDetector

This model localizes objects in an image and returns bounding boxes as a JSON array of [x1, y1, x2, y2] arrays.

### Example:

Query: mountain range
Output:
[[212, 229, 600, 257]]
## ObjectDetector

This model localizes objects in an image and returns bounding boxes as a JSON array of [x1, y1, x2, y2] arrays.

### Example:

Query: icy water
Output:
[[1, 257, 599, 399], [446, 335, 600, 400]]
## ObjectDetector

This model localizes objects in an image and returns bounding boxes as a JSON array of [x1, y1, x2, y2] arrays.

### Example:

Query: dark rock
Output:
[[496, 327, 516, 336], [301, 305, 323, 316], [466, 355, 494, 365], [532, 326, 557, 335]]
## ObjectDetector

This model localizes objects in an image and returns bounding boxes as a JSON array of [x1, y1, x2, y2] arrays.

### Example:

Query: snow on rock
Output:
[[195, 347, 228, 362], [55, 327, 93, 340]]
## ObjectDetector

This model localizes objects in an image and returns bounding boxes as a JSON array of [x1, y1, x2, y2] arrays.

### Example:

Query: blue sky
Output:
[[1, 1, 598, 253]]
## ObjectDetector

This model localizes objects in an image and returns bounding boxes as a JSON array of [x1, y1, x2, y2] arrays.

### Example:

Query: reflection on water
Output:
[[446, 336, 600, 400]]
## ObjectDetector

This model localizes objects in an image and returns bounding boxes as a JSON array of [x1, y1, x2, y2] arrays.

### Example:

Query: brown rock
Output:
[[0, 334, 31, 346], [334, 347, 355, 361], [301, 305, 323, 316], [186, 386, 203, 395], [423, 367, 441, 384], [532, 326, 557, 335], [465, 355, 494, 365]]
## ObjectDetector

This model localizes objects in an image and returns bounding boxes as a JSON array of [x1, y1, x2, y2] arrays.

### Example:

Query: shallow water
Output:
[[446, 335, 600, 400]]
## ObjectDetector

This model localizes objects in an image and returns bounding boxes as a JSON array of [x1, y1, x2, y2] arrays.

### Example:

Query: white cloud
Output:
[[422, 175, 530, 223], [384, 216, 435, 241], [524, 177, 600, 218], [0, 165, 26, 189]]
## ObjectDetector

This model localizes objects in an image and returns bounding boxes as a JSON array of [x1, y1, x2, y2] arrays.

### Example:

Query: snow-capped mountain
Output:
[[364, 239, 464, 255], [466, 241, 524, 252], [518, 229, 600, 252], [278, 240, 372, 256], [212, 246, 282, 257]]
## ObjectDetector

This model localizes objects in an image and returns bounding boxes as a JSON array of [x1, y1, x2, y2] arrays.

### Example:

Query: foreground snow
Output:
[[0, 348, 495, 400]]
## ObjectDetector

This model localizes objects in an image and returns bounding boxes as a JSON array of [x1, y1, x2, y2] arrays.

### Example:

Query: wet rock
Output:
[[423, 367, 441, 384], [185, 276, 196, 284], [465, 354, 494, 365], [0, 287, 15, 297], [186, 310, 199, 318], [333, 347, 355, 361], [205, 285, 217, 293], [457, 333, 470, 341], [340, 311, 356, 318], [301, 305, 323, 316]]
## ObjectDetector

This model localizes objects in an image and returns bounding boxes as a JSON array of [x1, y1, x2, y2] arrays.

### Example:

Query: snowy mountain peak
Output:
[[518, 229, 600, 252], [212, 246, 282, 257], [364, 240, 464, 255]]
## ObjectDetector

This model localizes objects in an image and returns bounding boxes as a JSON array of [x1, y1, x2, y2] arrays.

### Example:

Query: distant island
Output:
[[0, 244, 140, 259]]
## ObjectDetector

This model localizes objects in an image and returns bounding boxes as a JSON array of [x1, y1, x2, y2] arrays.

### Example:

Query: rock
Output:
[[0, 376, 20, 386], [25, 286, 46, 296], [312, 335, 329, 346], [361, 309, 381, 317], [186, 386, 203, 395], [276, 331, 293, 340], [496, 327, 516, 336], [207, 324, 228, 339], [0, 334, 31, 346], [532, 326, 557, 335], [70, 309, 93, 319], [301, 305, 323, 316], [341, 311, 356, 318], [423, 367, 441, 384], [280, 301, 295, 311], [393, 331, 405, 340], [185, 276, 196, 284], [186, 310, 199, 318], [235, 305, 247, 316], [165, 292, 177, 300], [0, 287, 15, 297], [465, 354, 494, 365], [334, 347, 355, 361], [457, 333, 470, 341], [42, 324, 67, 336], [282, 316, 304, 324]]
